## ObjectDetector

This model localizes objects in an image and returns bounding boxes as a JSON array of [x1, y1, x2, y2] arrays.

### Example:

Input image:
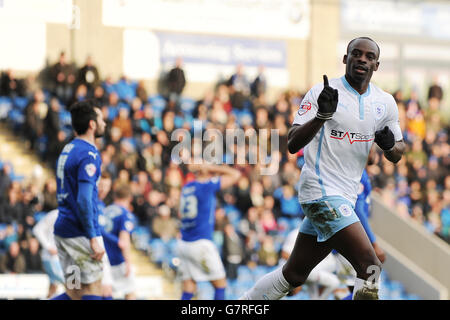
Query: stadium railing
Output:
[[370, 194, 450, 298]]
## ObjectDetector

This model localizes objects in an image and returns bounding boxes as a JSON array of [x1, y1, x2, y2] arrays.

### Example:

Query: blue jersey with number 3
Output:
[[54, 138, 102, 238], [180, 178, 221, 242]]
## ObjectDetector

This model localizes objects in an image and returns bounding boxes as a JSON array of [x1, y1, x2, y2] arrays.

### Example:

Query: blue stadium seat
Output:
[[37, 135, 48, 156], [237, 109, 254, 127], [405, 294, 421, 300], [118, 101, 131, 111], [107, 106, 119, 121], [149, 238, 167, 264], [237, 265, 253, 282], [8, 108, 25, 130], [132, 226, 151, 251], [196, 281, 215, 300], [167, 238, 178, 255], [115, 80, 137, 101], [174, 115, 184, 128], [34, 211, 47, 223], [59, 110, 72, 126], [13, 97, 29, 111], [148, 95, 166, 117], [389, 281, 405, 300], [253, 265, 270, 281], [277, 217, 291, 231], [0, 96, 12, 120], [179, 97, 196, 116], [225, 206, 241, 226], [289, 218, 302, 231]]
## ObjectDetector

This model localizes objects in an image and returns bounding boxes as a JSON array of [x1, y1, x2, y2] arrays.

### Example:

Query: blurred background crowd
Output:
[[0, 52, 448, 297]]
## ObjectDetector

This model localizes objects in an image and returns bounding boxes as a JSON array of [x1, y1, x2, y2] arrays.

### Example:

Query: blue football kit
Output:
[[355, 169, 376, 243], [99, 204, 136, 266], [179, 177, 221, 242], [54, 138, 102, 239]]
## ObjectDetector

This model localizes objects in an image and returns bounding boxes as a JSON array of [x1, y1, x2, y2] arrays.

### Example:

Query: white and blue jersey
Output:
[[54, 138, 102, 239], [293, 76, 403, 205], [99, 204, 136, 266], [179, 178, 221, 242]]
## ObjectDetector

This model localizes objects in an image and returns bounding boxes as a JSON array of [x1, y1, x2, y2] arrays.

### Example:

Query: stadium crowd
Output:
[[0, 52, 449, 290]]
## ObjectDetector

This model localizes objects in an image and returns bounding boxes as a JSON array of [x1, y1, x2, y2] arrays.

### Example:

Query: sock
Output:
[[102, 296, 113, 300], [352, 277, 379, 300], [214, 287, 225, 300], [181, 292, 194, 300], [81, 295, 102, 300], [50, 292, 71, 300], [240, 267, 293, 300], [342, 293, 353, 300]]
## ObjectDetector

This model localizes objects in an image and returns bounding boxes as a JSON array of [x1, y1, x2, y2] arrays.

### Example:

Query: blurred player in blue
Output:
[[51, 100, 107, 300], [177, 163, 241, 300], [97, 171, 114, 300], [338, 167, 386, 299], [99, 183, 137, 300], [355, 168, 385, 263]]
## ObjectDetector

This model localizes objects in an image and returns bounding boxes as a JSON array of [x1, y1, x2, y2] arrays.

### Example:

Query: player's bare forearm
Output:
[[211, 165, 241, 189], [119, 231, 132, 263], [383, 140, 405, 164], [288, 118, 326, 154]]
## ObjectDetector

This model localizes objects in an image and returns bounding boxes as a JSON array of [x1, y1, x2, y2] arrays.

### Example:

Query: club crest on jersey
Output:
[[298, 101, 312, 116], [338, 204, 352, 217], [373, 103, 386, 120], [85, 163, 96, 177], [125, 221, 134, 232]]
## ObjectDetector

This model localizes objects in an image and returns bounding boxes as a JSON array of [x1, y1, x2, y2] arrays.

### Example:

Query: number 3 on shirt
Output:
[[180, 195, 198, 219]]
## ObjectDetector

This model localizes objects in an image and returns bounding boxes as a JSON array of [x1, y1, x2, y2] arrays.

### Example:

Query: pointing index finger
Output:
[[323, 75, 329, 87]]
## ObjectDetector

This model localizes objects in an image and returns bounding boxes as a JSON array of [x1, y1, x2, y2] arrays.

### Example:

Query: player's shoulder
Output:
[[210, 176, 220, 184], [75, 143, 101, 162], [104, 204, 123, 216], [125, 211, 135, 221]]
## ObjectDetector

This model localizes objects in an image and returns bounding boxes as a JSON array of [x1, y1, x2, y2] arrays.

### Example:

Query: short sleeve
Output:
[[378, 96, 403, 142], [77, 156, 100, 184], [120, 213, 135, 233], [208, 177, 221, 193], [292, 89, 319, 126]]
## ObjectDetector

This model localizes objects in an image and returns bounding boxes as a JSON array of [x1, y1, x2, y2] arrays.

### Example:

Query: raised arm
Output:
[[205, 164, 242, 190], [288, 75, 338, 154]]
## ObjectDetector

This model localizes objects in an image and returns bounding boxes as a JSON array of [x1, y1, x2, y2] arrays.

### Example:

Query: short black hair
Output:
[[69, 99, 101, 135], [347, 37, 380, 59]]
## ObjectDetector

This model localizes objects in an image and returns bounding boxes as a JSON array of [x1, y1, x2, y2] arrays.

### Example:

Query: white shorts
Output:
[[110, 262, 136, 295], [176, 239, 226, 282], [102, 254, 113, 286], [55, 235, 106, 285]]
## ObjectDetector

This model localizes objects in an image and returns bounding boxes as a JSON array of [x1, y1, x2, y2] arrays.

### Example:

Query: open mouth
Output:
[[354, 65, 368, 74]]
